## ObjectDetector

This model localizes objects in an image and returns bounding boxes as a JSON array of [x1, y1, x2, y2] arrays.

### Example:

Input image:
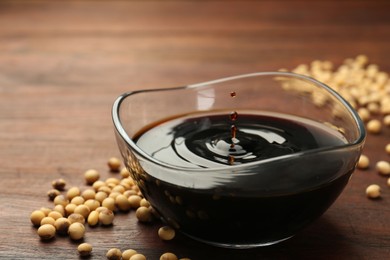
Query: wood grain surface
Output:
[[0, 1, 389, 259]]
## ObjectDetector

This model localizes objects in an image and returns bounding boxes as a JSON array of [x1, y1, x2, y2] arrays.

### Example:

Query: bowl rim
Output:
[[112, 71, 366, 172]]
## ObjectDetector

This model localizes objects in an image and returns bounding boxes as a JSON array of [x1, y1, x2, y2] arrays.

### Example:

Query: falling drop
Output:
[[230, 111, 238, 121], [231, 125, 237, 139]]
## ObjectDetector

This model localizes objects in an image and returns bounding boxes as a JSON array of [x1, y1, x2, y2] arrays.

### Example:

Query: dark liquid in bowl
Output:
[[132, 112, 353, 246]]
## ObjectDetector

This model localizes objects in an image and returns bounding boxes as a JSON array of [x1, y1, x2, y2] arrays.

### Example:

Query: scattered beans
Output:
[[158, 226, 175, 241], [85, 169, 100, 185], [289, 56, 390, 202], [376, 161, 390, 175], [68, 222, 85, 240], [52, 178, 66, 191], [77, 243, 93, 257], [108, 157, 121, 172], [160, 252, 178, 260], [30, 157, 188, 259], [106, 248, 122, 260], [357, 154, 370, 169], [366, 184, 381, 199], [37, 224, 56, 240]]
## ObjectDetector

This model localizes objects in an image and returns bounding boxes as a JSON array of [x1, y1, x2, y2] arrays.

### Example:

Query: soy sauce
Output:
[[131, 111, 353, 246], [134, 112, 346, 168]]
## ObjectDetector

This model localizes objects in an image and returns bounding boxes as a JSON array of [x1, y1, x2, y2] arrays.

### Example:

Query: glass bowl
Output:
[[112, 72, 366, 248]]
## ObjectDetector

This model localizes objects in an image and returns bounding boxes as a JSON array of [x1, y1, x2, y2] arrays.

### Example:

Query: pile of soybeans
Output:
[[284, 55, 390, 198], [30, 157, 189, 260]]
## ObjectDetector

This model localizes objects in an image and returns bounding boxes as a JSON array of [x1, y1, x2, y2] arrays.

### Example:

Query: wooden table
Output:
[[1, 1, 389, 259]]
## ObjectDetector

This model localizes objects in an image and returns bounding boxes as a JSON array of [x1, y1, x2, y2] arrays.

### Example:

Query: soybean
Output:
[[78, 243, 93, 257], [67, 187, 81, 200], [99, 208, 115, 225], [376, 161, 390, 175], [357, 154, 370, 169], [54, 217, 70, 235], [366, 119, 382, 134], [366, 184, 381, 199], [74, 204, 90, 218], [106, 248, 122, 260], [52, 178, 66, 191], [48, 211, 63, 220], [81, 189, 96, 200], [136, 206, 153, 222], [68, 213, 85, 224], [108, 157, 122, 172], [158, 226, 175, 241], [385, 143, 390, 155], [87, 210, 99, 226], [116, 194, 131, 211], [122, 249, 137, 260], [30, 210, 46, 226], [68, 222, 85, 240], [160, 252, 178, 260], [40, 216, 56, 226], [53, 195, 69, 207], [37, 224, 56, 240], [47, 189, 61, 201], [84, 169, 100, 185], [130, 254, 147, 260]]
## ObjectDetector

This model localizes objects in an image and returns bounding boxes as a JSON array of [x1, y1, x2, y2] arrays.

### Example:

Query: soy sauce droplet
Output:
[[231, 125, 237, 139], [230, 111, 238, 121]]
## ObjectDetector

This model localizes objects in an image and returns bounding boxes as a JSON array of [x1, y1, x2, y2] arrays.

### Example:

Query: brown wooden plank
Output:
[[0, 0, 389, 259]]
